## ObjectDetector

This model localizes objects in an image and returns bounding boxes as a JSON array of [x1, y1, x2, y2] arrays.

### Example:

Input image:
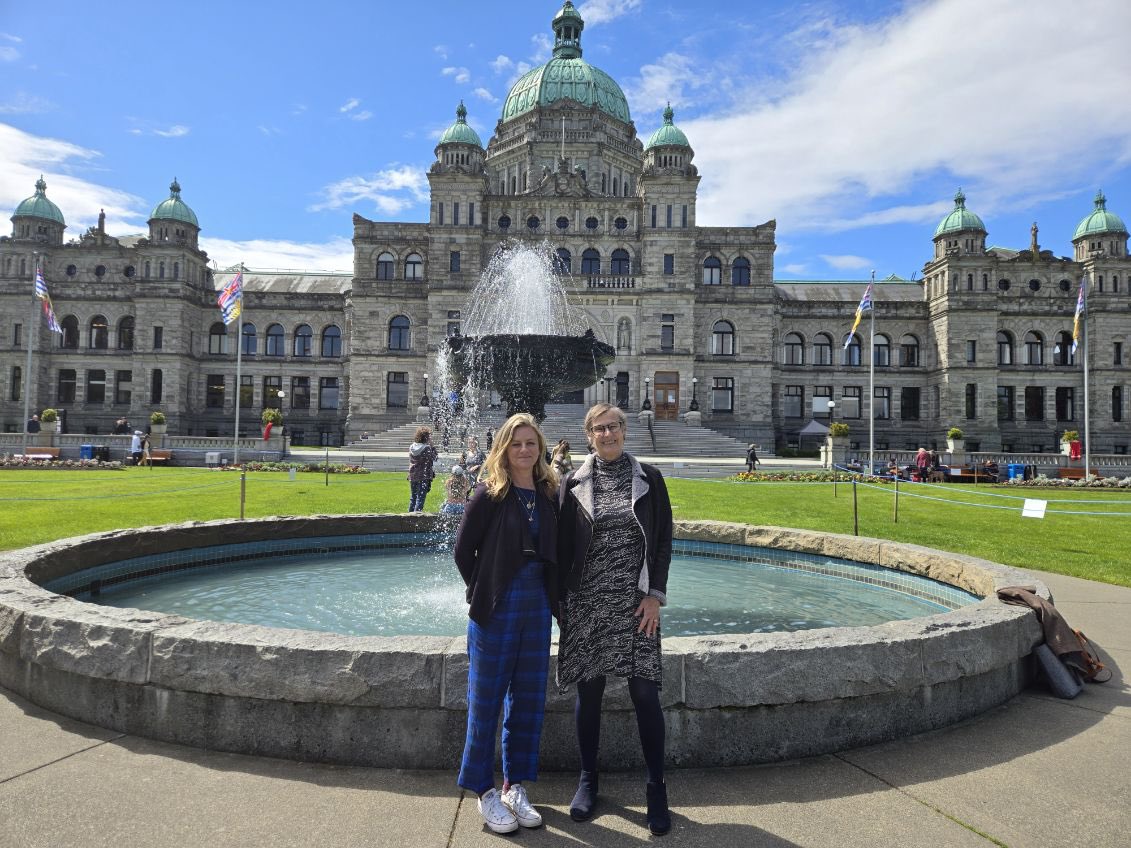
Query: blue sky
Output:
[[2, 0, 1130, 279]]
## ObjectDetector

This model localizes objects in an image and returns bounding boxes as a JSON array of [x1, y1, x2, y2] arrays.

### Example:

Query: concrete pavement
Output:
[[2, 569, 1128, 848]]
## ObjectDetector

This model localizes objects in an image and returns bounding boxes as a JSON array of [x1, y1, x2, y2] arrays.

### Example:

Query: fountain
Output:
[[444, 241, 615, 420]]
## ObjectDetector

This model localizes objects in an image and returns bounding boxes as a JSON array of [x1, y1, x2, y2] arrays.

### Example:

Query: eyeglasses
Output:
[[589, 422, 622, 435]]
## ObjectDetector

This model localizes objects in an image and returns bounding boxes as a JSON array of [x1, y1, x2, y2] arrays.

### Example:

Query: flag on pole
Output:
[[844, 281, 874, 349], [1071, 276, 1086, 356], [217, 270, 243, 325], [34, 266, 63, 334]]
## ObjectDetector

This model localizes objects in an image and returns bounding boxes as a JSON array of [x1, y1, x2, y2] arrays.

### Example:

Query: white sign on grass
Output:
[[1022, 499, 1047, 519]]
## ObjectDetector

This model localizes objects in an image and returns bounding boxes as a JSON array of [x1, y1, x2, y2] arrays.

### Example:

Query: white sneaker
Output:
[[501, 783, 543, 828], [477, 788, 519, 834]]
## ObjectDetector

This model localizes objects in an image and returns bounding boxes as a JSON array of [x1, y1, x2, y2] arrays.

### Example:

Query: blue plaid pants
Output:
[[458, 562, 551, 795]]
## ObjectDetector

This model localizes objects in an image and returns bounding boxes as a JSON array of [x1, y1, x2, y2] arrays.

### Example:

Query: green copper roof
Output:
[[438, 101, 483, 147], [13, 176, 65, 225], [933, 188, 985, 237], [644, 103, 690, 150], [149, 178, 199, 227], [500, 1, 631, 124], [1073, 190, 1127, 240]]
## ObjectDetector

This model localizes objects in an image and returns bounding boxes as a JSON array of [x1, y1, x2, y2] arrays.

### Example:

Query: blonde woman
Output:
[[453, 413, 560, 834]]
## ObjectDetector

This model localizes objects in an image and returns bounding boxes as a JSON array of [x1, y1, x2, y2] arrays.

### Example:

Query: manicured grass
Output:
[[1, 468, 1129, 587]]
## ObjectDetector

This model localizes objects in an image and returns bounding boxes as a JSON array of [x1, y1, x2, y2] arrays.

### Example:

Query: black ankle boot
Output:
[[646, 781, 671, 835], [569, 770, 598, 821]]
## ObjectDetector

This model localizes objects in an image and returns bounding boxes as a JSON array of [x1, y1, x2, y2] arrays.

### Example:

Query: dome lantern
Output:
[[149, 178, 199, 228], [13, 175, 66, 226], [933, 188, 986, 238]]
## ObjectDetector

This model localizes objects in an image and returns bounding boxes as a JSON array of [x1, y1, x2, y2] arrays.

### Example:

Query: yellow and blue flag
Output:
[[843, 281, 873, 349], [217, 270, 243, 325], [1071, 276, 1086, 356], [34, 265, 63, 334]]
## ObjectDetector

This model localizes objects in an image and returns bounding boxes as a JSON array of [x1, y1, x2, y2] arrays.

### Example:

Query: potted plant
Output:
[[946, 426, 965, 451], [149, 410, 167, 437], [828, 422, 850, 439], [825, 422, 850, 470], [261, 407, 284, 445], [36, 408, 58, 445], [1060, 430, 1079, 456]]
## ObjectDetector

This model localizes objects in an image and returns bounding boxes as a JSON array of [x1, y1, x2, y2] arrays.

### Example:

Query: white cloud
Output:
[[257, 125, 281, 137], [0, 46, 19, 62], [781, 263, 809, 275], [530, 33, 552, 62], [434, 44, 449, 61], [578, 0, 642, 26], [686, 0, 1131, 232], [442, 66, 471, 84], [153, 125, 189, 138], [309, 165, 430, 215], [291, 103, 308, 116], [473, 87, 498, 104], [820, 254, 872, 271], [623, 52, 702, 118], [201, 236, 355, 274], [339, 97, 360, 113], [348, 110, 373, 122], [490, 54, 513, 74], [1, 33, 22, 42], [0, 92, 53, 114]]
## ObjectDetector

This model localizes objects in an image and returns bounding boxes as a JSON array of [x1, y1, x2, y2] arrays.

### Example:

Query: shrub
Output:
[[261, 408, 284, 425], [947, 427, 964, 440], [39, 408, 58, 423], [1060, 430, 1079, 443], [828, 422, 850, 438], [150, 411, 166, 425]]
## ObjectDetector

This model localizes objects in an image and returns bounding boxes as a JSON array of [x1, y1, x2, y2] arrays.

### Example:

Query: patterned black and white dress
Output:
[[558, 454, 662, 687]]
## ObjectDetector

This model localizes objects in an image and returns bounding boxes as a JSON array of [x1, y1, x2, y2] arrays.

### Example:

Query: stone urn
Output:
[[826, 436, 849, 469], [684, 410, 702, 427], [35, 431, 54, 447]]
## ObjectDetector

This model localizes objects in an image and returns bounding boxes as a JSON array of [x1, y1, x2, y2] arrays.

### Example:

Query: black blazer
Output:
[[453, 482, 560, 626]]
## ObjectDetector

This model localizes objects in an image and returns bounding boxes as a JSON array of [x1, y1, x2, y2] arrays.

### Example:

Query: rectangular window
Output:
[[86, 370, 106, 404], [712, 377, 734, 412], [453, 202, 460, 226], [450, 251, 461, 273], [965, 383, 977, 419], [153, 326, 163, 350], [651, 205, 657, 228], [437, 202, 444, 225], [997, 386, 1014, 421], [10, 366, 20, 402], [115, 370, 132, 405], [468, 202, 475, 226], [1055, 386, 1075, 421], [813, 387, 832, 417], [666, 205, 673, 228], [319, 377, 339, 410], [57, 369, 76, 404], [151, 369, 163, 404], [206, 374, 225, 409], [1024, 386, 1044, 421], [240, 375, 254, 409], [387, 372, 408, 408], [660, 314, 674, 351], [874, 387, 891, 419], [900, 341, 919, 367], [291, 376, 310, 410], [784, 385, 803, 418], [681, 204, 687, 228], [841, 386, 861, 418], [663, 254, 674, 275], [264, 376, 283, 409], [1114, 386, 1123, 423], [966, 340, 977, 364], [1115, 342, 1123, 366], [900, 386, 920, 420], [13, 323, 21, 347]]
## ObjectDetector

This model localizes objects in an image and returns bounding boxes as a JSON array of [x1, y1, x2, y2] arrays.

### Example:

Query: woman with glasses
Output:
[[453, 413, 560, 835], [557, 402, 673, 835]]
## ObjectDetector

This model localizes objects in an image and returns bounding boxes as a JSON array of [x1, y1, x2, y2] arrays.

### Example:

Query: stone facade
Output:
[[2, 5, 1130, 452]]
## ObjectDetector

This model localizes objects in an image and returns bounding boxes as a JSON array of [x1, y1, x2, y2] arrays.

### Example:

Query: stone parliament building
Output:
[[3, 1, 1130, 455]]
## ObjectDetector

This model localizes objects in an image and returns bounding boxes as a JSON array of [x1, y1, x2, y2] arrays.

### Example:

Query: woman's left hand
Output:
[[634, 595, 661, 638]]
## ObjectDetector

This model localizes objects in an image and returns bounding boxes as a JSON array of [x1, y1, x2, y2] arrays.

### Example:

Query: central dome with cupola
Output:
[[500, 1, 632, 125]]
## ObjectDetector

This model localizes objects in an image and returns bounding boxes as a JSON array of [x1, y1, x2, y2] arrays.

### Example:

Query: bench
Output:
[[147, 449, 173, 466], [1058, 467, 1100, 480], [17, 447, 60, 461]]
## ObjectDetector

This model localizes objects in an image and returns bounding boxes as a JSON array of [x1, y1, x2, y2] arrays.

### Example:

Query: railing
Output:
[[646, 415, 657, 453], [584, 275, 636, 289]]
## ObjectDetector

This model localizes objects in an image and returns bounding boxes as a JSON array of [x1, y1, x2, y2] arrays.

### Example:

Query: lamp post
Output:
[[604, 375, 612, 403], [642, 376, 652, 411], [689, 376, 699, 412], [421, 373, 430, 407]]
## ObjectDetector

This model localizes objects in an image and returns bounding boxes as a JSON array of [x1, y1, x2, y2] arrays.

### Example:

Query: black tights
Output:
[[575, 675, 665, 783]]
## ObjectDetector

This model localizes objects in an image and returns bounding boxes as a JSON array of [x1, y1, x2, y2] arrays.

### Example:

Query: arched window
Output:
[[783, 332, 804, 364], [702, 256, 722, 285], [712, 320, 735, 356], [208, 322, 227, 355], [158, 261, 165, 279], [997, 331, 1014, 365], [173, 261, 179, 280], [321, 325, 342, 357], [388, 315, 411, 350], [732, 257, 751, 286], [616, 317, 632, 352], [581, 248, 600, 275], [1024, 331, 1044, 366], [843, 335, 862, 366], [813, 333, 833, 366], [873, 334, 891, 367], [555, 248, 572, 274], [89, 315, 109, 349], [1053, 331, 1075, 366], [376, 252, 394, 280], [117, 316, 135, 351], [610, 248, 630, 275], [294, 324, 313, 357], [241, 322, 257, 355], [60, 315, 79, 350], [404, 253, 423, 281], [899, 334, 919, 367], [265, 323, 285, 356]]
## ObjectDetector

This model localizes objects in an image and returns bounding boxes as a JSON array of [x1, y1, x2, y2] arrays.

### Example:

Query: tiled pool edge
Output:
[[0, 515, 1046, 769]]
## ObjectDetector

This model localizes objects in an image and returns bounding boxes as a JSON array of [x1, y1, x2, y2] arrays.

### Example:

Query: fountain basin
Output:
[[0, 515, 1045, 769]]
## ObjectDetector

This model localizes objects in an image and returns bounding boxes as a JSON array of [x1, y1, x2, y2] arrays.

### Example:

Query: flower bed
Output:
[[213, 461, 371, 474], [0, 456, 123, 471], [733, 470, 859, 483], [1003, 475, 1131, 489]]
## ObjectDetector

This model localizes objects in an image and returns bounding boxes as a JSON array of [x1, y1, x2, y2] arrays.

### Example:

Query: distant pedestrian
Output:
[[408, 427, 439, 512], [26, 414, 40, 434], [130, 431, 144, 465], [439, 466, 470, 517], [485, 428, 494, 452], [465, 436, 486, 483], [745, 443, 759, 472], [915, 447, 930, 481], [138, 432, 152, 467], [442, 425, 451, 451]]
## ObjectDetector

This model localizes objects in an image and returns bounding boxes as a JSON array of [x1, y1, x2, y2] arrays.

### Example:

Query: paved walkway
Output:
[[2, 570, 1128, 848]]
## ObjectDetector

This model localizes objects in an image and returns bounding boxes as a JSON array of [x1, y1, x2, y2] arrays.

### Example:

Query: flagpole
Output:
[[1082, 272, 1091, 480], [20, 252, 40, 457], [868, 269, 875, 477], [233, 263, 244, 466]]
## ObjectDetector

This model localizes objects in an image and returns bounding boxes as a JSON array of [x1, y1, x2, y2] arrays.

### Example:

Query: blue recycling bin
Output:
[[1007, 463, 1024, 480], [80, 444, 94, 460]]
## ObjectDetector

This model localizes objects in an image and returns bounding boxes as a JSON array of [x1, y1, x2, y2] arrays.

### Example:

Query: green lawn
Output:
[[2, 468, 1128, 587]]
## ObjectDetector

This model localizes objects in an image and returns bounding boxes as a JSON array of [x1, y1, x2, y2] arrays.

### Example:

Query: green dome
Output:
[[934, 189, 985, 237], [1073, 190, 1127, 240], [150, 179, 199, 227], [13, 176, 65, 225], [644, 104, 690, 150], [438, 101, 483, 147], [500, 2, 631, 124]]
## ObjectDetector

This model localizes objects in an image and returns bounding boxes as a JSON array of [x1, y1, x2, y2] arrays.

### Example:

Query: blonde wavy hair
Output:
[[480, 413, 558, 500]]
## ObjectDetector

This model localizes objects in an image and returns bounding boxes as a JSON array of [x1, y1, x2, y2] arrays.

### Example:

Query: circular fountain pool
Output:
[[0, 514, 1045, 770]]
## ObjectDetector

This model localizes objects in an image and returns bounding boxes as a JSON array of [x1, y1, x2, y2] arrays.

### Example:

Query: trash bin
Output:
[[1007, 463, 1025, 480], [80, 444, 94, 460], [206, 451, 221, 467], [96, 446, 111, 462]]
